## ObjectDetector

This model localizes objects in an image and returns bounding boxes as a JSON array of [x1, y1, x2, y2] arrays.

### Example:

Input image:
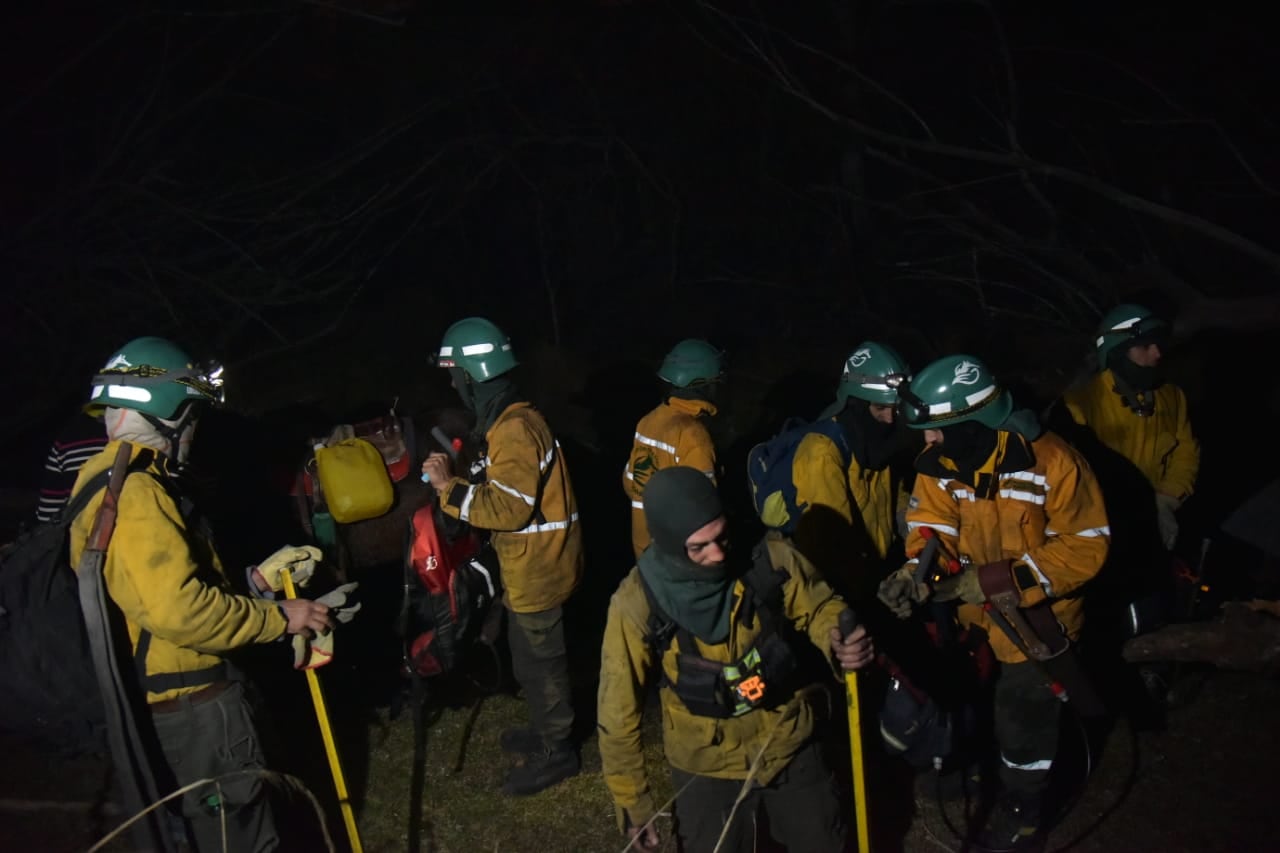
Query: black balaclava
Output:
[[638, 466, 735, 642], [451, 368, 521, 435], [937, 419, 999, 474], [835, 398, 899, 471], [1108, 328, 1169, 397], [668, 378, 721, 409]]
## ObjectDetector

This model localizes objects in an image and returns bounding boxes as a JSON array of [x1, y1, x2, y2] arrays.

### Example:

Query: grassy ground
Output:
[[353, 691, 673, 853], [2, 668, 1279, 852]]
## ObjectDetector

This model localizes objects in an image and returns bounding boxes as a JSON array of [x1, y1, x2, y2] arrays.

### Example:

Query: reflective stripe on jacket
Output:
[[622, 397, 717, 556], [439, 402, 583, 612], [903, 430, 1109, 664], [596, 533, 844, 830], [1063, 369, 1199, 500], [69, 441, 287, 704]]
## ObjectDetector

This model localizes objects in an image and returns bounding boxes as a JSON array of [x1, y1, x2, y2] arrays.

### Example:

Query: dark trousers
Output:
[[507, 605, 575, 749], [671, 741, 846, 853], [150, 681, 278, 853], [993, 660, 1061, 797]]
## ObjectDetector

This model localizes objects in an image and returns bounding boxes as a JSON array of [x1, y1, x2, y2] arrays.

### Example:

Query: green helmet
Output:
[[436, 317, 517, 382], [838, 341, 911, 405], [657, 339, 723, 388], [87, 336, 224, 419], [897, 354, 1012, 430], [1095, 303, 1169, 369]]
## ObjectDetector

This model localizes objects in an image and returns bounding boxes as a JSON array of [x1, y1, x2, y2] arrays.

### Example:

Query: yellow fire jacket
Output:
[[438, 402, 583, 613], [790, 430, 902, 592], [1063, 369, 1200, 501], [69, 442, 287, 704], [597, 533, 846, 831], [904, 430, 1109, 663], [622, 397, 718, 557]]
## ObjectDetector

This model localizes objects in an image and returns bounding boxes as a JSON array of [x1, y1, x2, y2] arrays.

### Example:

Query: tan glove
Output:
[[254, 545, 323, 592], [292, 582, 361, 670], [877, 565, 931, 619], [1155, 493, 1180, 551], [932, 565, 987, 605]]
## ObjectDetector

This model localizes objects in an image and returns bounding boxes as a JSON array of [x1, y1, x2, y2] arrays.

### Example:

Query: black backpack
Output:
[[0, 468, 123, 754]]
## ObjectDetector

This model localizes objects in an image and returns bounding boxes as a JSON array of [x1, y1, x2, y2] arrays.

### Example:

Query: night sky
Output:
[[2, 2, 1275, 489]]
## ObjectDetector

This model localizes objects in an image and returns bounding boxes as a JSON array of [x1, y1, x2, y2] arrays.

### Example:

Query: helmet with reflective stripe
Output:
[[657, 339, 723, 388], [436, 317, 518, 382], [897, 354, 1012, 430], [838, 341, 911, 405], [87, 336, 224, 419], [1095, 303, 1169, 370]]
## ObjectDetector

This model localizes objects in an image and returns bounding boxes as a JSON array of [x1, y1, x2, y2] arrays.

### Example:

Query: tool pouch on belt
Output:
[[977, 561, 1106, 717], [978, 561, 1067, 661]]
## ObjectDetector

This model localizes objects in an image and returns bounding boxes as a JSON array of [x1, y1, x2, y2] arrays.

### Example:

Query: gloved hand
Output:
[[932, 565, 987, 605], [877, 565, 930, 619], [1155, 493, 1180, 551], [254, 545, 323, 592], [292, 582, 361, 670]]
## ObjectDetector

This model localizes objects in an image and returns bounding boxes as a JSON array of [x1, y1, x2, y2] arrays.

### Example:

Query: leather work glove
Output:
[[1155, 493, 1180, 551], [292, 582, 361, 670], [877, 565, 930, 619], [931, 565, 987, 606], [254, 545, 323, 592]]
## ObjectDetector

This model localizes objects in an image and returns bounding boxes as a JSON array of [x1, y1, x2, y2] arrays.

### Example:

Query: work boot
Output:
[[975, 790, 1043, 852], [501, 744, 580, 796], [499, 726, 544, 755]]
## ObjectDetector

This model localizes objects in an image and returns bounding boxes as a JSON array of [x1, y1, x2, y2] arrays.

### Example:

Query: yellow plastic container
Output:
[[315, 438, 394, 524]]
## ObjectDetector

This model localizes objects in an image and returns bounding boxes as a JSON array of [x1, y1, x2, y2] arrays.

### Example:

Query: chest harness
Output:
[[638, 542, 804, 719]]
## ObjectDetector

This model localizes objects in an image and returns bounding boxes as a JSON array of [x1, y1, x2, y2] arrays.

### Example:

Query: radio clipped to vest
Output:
[[642, 540, 801, 720]]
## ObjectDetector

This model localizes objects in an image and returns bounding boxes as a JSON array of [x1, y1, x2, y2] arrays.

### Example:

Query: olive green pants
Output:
[[671, 741, 846, 853], [150, 681, 278, 853], [994, 660, 1062, 797], [507, 605, 575, 750]]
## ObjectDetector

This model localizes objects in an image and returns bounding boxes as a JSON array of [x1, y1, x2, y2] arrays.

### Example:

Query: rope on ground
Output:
[[87, 769, 335, 853]]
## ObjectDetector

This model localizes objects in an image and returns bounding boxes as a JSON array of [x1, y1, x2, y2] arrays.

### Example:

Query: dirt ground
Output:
[[2, 663, 1276, 853]]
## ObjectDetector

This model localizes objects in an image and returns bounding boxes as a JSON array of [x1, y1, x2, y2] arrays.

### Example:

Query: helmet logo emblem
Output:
[[953, 360, 982, 386], [849, 348, 872, 368], [104, 354, 133, 371]]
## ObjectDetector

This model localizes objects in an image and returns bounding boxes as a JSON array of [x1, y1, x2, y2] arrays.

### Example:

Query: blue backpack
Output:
[[747, 417, 851, 534]]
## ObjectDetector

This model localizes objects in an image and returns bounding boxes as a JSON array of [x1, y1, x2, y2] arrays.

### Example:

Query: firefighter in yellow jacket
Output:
[[422, 316, 584, 796], [878, 354, 1109, 852], [623, 338, 723, 557], [790, 341, 912, 594], [598, 466, 874, 853], [1063, 304, 1199, 550], [69, 336, 339, 853]]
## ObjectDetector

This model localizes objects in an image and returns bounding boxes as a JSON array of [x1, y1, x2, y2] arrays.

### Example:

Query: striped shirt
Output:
[[36, 415, 108, 523]]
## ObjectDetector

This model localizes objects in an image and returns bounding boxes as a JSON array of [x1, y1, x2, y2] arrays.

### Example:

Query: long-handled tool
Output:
[[281, 571, 364, 853], [839, 609, 871, 852]]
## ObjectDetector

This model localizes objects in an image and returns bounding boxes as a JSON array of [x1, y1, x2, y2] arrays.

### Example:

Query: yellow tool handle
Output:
[[845, 671, 870, 852], [839, 609, 871, 852], [282, 571, 364, 853]]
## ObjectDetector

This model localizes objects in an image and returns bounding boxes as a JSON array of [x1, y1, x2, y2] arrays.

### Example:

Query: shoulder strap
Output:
[[740, 538, 787, 630], [56, 448, 159, 527], [636, 570, 679, 660]]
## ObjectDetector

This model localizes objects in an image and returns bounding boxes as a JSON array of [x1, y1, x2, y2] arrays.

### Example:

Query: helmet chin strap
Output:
[[140, 403, 198, 464]]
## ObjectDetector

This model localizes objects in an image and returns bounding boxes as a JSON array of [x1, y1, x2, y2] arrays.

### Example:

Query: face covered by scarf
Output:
[[449, 368, 521, 436], [835, 398, 900, 471], [637, 466, 736, 643], [104, 406, 197, 464], [1108, 327, 1170, 398]]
